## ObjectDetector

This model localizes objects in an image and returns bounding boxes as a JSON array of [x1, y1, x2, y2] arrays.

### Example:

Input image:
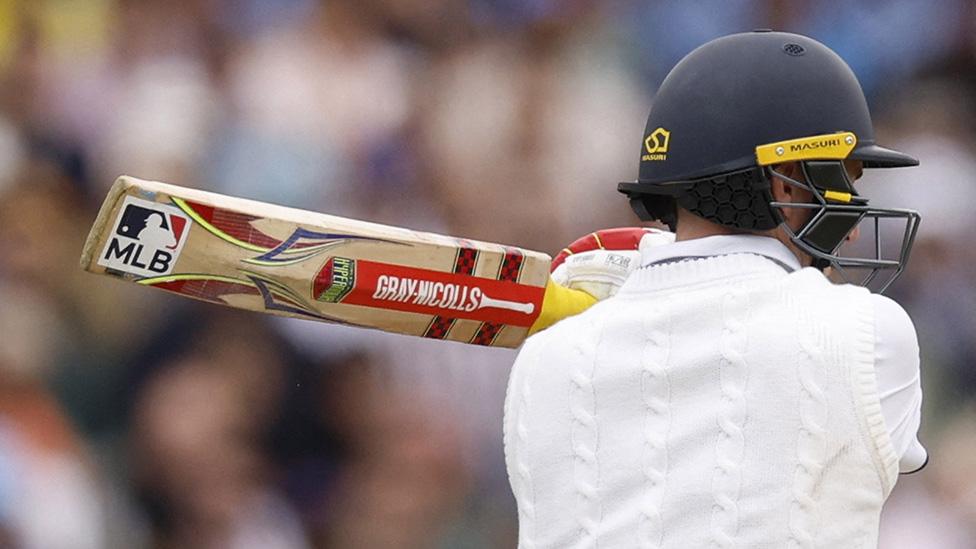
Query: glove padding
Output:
[[528, 227, 675, 335]]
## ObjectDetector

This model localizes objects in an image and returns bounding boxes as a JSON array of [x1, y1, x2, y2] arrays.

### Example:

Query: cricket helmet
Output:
[[618, 30, 920, 292]]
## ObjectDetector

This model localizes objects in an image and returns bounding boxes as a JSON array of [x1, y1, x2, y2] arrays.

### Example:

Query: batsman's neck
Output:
[[673, 207, 743, 242], [672, 207, 812, 267]]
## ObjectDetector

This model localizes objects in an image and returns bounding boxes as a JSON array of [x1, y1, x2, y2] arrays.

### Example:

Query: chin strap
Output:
[[811, 257, 831, 271]]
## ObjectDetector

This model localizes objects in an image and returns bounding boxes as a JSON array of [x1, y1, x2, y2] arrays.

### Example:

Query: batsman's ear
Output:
[[769, 162, 802, 202]]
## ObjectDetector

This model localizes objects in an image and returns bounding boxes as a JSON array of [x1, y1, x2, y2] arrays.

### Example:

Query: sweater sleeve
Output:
[[871, 294, 927, 474]]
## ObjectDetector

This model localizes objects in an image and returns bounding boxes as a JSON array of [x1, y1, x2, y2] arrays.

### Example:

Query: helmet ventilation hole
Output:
[[783, 43, 806, 56]]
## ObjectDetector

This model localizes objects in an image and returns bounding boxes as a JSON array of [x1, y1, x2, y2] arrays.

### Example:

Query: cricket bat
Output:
[[80, 176, 557, 348]]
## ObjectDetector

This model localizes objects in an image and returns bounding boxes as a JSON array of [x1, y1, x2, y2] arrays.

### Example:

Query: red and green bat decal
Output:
[[313, 257, 545, 327]]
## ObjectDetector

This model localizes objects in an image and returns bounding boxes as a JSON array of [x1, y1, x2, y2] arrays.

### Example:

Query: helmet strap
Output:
[[629, 195, 677, 231]]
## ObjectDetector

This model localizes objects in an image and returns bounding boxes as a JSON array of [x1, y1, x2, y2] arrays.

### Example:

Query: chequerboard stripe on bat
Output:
[[139, 271, 353, 324], [470, 247, 525, 346], [181, 199, 341, 252], [423, 242, 479, 339], [175, 199, 396, 265], [175, 199, 281, 251], [142, 274, 261, 304]]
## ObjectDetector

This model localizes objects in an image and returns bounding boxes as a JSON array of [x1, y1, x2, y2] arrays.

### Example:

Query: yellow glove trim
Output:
[[527, 278, 598, 336]]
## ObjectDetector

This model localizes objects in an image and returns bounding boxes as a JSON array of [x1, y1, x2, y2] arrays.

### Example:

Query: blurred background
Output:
[[0, 0, 973, 547]]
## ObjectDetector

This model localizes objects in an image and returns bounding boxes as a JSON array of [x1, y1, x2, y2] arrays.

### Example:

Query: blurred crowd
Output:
[[0, 0, 974, 547]]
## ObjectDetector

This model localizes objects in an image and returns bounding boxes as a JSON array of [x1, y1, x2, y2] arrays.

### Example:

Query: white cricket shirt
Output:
[[637, 234, 927, 474], [504, 234, 926, 548]]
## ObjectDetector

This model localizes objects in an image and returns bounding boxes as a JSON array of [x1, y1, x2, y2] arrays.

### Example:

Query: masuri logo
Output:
[[642, 127, 671, 161]]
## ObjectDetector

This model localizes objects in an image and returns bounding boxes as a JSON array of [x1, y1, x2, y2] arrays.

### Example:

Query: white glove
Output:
[[551, 228, 675, 300]]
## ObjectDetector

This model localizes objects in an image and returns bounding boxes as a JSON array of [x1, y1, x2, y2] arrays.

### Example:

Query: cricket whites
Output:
[[79, 177, 568, 348]]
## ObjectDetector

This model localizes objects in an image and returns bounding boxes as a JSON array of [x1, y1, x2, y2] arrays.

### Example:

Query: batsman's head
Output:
[[618, 30, 920, 292]]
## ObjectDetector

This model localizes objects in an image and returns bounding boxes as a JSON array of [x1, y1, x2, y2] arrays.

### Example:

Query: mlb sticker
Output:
[[98, 195, 192, 277]]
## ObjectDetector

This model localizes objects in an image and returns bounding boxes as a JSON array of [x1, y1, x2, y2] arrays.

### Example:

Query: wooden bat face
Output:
[[81, 177, 551, 348]]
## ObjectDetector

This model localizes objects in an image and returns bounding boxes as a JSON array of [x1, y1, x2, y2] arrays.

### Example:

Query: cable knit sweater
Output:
[[504, 249, 907, 548]]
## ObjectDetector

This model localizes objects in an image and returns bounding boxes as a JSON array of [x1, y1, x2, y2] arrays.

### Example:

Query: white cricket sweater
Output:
[[504, 236, 922, 548]]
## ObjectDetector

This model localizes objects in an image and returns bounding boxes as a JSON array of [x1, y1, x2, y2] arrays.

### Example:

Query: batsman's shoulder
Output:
[[869, 292, 915, 325], [788, 268, 920, 354], [870, 292, 920, 356], [518, 295, 616, 357]]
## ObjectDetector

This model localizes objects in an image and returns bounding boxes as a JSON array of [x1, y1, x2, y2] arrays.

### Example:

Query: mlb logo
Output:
[[97, 196, 192, 277]]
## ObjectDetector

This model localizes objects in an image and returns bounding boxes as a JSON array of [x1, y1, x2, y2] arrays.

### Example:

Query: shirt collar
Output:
[[640, 234, 803, 272]]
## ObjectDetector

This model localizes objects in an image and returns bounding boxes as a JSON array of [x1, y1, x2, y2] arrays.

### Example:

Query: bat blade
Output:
[[80, 176, 551, 348]]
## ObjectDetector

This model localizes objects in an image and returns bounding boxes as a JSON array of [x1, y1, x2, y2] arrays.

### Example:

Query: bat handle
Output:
[[478, 295, 535, 315]]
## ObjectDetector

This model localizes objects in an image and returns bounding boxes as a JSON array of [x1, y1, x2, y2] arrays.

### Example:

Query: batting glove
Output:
[[528, 227, 675, 335], [551, 227, 675, 300]]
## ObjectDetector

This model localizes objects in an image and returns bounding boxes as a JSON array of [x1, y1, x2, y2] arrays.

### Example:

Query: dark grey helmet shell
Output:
[[635, 30, 916, 188]]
